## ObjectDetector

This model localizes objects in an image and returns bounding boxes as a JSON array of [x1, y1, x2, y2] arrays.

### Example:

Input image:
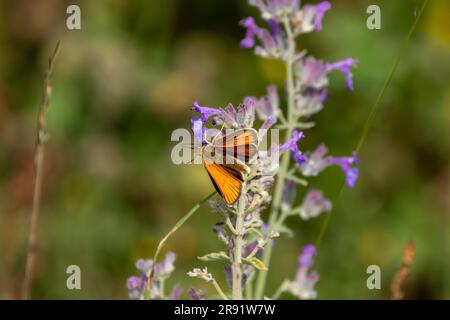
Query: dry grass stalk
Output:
[[21, 41, 61, 300], [390, 240, 416, 300]]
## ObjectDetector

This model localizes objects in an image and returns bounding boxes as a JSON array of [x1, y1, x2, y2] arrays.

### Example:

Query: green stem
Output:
[[254, 16, 297, 300], [232, 190, 246, 300], [146, 191, 215, 298]]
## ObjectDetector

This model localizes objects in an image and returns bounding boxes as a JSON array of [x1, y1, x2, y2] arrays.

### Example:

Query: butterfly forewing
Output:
[[212, 128, 259, 164]]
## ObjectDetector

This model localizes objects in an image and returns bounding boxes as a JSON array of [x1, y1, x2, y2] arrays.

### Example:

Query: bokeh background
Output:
[[0, 0, 449, 299]]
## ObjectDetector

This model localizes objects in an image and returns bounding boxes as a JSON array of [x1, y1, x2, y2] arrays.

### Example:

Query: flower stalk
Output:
[[254, 14, 297, 300], [232, 190, 246, 300]]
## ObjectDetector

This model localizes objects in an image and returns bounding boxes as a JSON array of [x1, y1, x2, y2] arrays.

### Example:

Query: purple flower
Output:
[[237, 99, 256, 127], [189, 288, 205, 300], [240, 17, 262, 48], [136, 258, 153, 276], [299, 189, 332, 220], [218, 101, 256, 129], [126, 252, 177, 300], [127, 261, 150, 300], [295, 88, 328, 118], [155, 252, 176, 278], [127, 276, 144, 290], [328, 151, 359, 188], [297, 144, 329, 176], [259, 115, 276, 142], [249, 0, 300, 20], [251, 84, 280, 121], [309, 1, 331, 31], [285, 244, 319, 299], [191, 116, 205, 144], [326, 58, 357, 90], [192, 100, 222, 122], [298, 144, 359, 188], [299, 244, 316, 268], [297, 56, 356, 91], [169, 284, 183, 300], [297, 57, 328, 88], [293, 1, 331, 34], [280, 130, 306, 165], [266, 18, 282, 36], [127, 277, 144, 299], [240, 16, 284, 59]]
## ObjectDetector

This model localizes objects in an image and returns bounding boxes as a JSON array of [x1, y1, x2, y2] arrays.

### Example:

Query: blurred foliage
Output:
[[0, 0, 449, 299]]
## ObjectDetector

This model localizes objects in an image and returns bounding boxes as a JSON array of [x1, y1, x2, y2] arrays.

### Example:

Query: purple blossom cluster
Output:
[[283, 244, 319, 299], [126, 252, 181, 300]]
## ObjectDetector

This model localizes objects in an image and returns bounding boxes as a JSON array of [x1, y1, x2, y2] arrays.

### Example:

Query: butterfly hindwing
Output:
[[203, 159, 243, 206]]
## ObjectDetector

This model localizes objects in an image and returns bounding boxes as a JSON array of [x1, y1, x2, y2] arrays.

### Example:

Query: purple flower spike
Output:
[[326, 58, 357, 90], [192, 100, 222, 122], [300, 189, 332, 220], [280, 130, 306, 165]]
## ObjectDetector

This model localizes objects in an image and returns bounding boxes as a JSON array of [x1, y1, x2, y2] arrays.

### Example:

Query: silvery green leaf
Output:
[[197, 251, 230, 262]]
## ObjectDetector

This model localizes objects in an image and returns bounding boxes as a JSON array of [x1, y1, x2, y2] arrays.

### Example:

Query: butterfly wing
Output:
[[203, 159, 243, 206], [213, 128, 259, 163]]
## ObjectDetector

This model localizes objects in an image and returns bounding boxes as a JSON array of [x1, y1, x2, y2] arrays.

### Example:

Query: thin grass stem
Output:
[[21, 41, 61, 300]]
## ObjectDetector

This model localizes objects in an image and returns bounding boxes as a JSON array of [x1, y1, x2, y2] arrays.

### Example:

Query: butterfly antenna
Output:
[[212, 122, 226, 142]]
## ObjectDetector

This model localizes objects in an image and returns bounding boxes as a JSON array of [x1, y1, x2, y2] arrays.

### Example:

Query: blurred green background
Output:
[[0, 0, 449, 299]]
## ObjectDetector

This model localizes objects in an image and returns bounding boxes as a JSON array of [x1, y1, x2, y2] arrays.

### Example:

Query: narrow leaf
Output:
[[198, 251, 230, 262]]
